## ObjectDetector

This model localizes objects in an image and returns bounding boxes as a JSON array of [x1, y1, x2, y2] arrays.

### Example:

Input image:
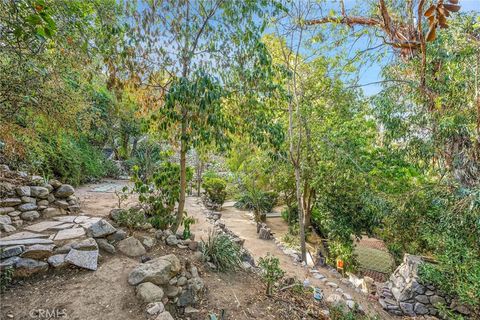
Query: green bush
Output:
[[234, 188, 277, 221], [201, 231, 242, 271], [202, 177, 227, 206], [115, 208, 147, 229], [281, 205, 298, 225], [259, 254, 285, 296]]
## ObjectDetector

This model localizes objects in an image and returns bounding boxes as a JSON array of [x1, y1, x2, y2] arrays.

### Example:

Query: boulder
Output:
[[0, 198, 22, 207], [21, 244, 55, 260], [88, 220, 116, 238], [30, 186, 49, 198], [47, 254, 67, 268], [128, 254, 181, 286], [20, 211, 40, 221], [15, 186, 31, 197], [136, 282, 165, 303], [65, 248, 98, 271], [55, 184, 75, 198], [14, 258, 49, 277], [118, 237, 146, 257], [17, 203, 38, 212], [0, 245, 25, 259], [95, 238, 116, 254]]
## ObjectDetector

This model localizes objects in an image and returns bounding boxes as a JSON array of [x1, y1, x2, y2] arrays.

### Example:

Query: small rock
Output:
[[55, 184, 75, 198], [141, 236, 156, 249], [164, 285, 180, 298], [166, 235, 179, 246], [326, 294, 346, 308], [190, 266, 199, 278], [155, 230, 164, 239], [20, 210, 40, 221], [136, 282, 165, 303], [17, 203, 38, 212], [107, 229, 127, 242], [177, 276, 187, 286], [47, 254, 67, 268], [0, 256, 20, 270], [178, 288, 196, 306], [42, 207, 65, 218], [54, 200, 69, 209], [15, 186, 31, 197], [118, 237, 146, 257], [0, 215, 12, 225], [414, 302, 429, 315], [0, 245, 25, 259], [21, 196, 36, 204], [30, 187, 49, 198], [95, 238, 116, 254], [49, 179, 62, 188], [0, 207, 15, 215], [155, 312, 174, 320], [146, 302, 165, 315], [37, 200, 49, 206], [88, 220, 117, 238], [7, 210, 21, 217], [71, 238, 98, 251], [65, 248, 98, 271], [21, 244, 54, 260], [0, 198, 22, 207], [184, 306, 199, 314]]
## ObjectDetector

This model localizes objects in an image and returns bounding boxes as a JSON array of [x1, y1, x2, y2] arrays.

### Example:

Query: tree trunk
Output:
[[294, 164, 307, 262], [174, 120, 188, 232]]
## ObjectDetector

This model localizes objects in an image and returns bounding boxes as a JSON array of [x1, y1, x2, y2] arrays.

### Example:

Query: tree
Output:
[[133, 0, 276, 231]]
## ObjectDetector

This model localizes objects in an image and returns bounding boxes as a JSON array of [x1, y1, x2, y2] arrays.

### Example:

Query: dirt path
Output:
[[184, 199, 394, 319]]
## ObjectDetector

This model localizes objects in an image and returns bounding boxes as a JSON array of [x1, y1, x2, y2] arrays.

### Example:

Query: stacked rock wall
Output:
[[0, 165, 80, 233], [379, 254, 471, 318]]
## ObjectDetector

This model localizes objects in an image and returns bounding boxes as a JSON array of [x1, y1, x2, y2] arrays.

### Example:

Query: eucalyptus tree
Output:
[[132, 0, 277, 231]]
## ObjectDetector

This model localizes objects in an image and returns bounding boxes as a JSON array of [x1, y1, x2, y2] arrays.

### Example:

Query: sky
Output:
[[345, 0, 480, 96]]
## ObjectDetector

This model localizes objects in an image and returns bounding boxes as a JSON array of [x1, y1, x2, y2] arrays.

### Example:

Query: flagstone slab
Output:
[[25, 221, 67, 232], [48, 223, 75, 230], [73, 216, 90, 224], [54, 227, 86, 241], [0, 231, 49, 241], [0, 238, 54, 247], [53, 216, 78, 223]]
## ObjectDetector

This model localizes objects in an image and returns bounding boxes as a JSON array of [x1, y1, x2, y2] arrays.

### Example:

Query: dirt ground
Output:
[[0, 180, 332, 320]]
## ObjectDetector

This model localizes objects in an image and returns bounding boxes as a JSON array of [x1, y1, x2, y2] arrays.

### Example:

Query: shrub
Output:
[[259, 254, 285, 296], [281, 205, 299, 225], [202, 177, 227, 206], [201, 231, 242, 272], [116, 208, 147, 229], [132, 162, 192, 230], [182, 213, 195, 239], [234, 188, 277, 221]]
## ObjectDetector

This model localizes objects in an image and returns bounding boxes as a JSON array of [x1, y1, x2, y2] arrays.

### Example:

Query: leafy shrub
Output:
[[201, 231, 242, 272], [115, 208, 147, 229], [259, 254, 285, 296], [327, 240, 358, 273], [234, 188, 277, 221], [132, 162, 191, 230], [182, 213, 195, 239], [202, 177, 227, 206], [0, 260, 13, 292], [281, 205, 298, 225]]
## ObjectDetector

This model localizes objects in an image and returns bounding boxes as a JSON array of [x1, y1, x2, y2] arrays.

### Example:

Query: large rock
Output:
[[128, 254, 181, 286], [88, 220, 116, 238], [16, 186, 31, 197], [118, 237, 146, 257], [71, 238, 98, 251], [20, 210, 40, 221], [14, 258, 49, 277], [21, 244, 55, 260], [17, 203, 38, 212], [136, 282, 165, 303], [55, 184, 75, 198], [65, 248, 98, 271], [30, 186, 49, 198], [0, 198, 22, 207], [0, 245, 25, 259]]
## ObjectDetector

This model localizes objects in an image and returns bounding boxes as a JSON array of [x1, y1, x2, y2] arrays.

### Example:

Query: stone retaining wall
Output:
[[379, 254, 472, 318], [0, 165, 80, 233]]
